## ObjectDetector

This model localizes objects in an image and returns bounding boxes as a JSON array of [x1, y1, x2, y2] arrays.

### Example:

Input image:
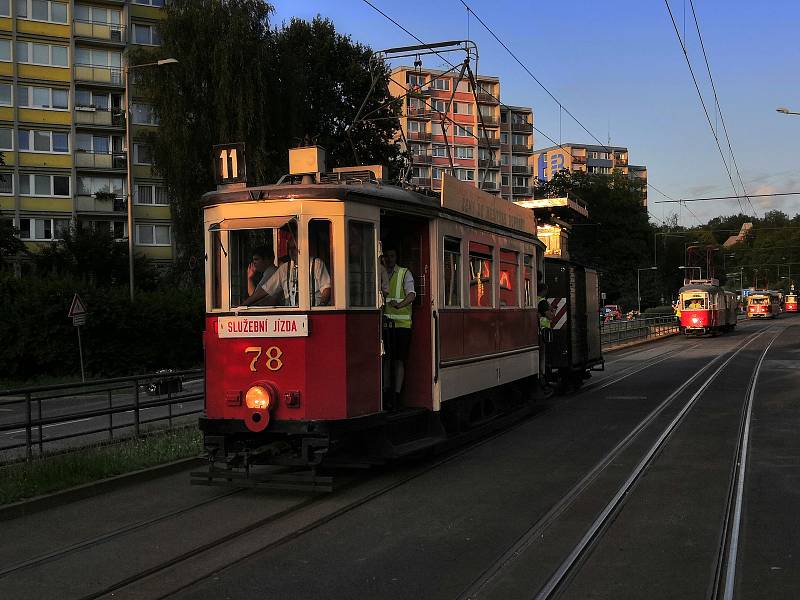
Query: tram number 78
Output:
[[244, 346, 284, 372]]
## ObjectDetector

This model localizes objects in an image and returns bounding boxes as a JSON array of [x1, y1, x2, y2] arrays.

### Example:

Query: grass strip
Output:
[[0, 426, 202, 505]]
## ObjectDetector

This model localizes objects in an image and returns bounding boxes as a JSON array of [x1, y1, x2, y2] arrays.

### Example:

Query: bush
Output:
[[0, 275, 203, 382]]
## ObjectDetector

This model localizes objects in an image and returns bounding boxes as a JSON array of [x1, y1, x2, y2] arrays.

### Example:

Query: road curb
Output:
[[0, 455, 205, 522]]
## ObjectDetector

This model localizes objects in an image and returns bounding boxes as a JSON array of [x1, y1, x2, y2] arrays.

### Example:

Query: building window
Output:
[[499, 250, 518, 307], [18, 129, 69, 153], [132, 23, 161, 45], [18, 85, 68, 110], [347, 220, 376, 307], [432, 78, 449, 91], [74, 5, 121, 26], [432, 167, 443, 180], [501, 174, 510, 186], [17, 0, 67, 23], [19, 217, 70, 240], [134, 143, 153, 165], [0, 127, 12, 151], [136, 224, 171, 246], [455, 168, 474, 181], [74, 47, 120, 68], [500, 153, 509, 166], [513, 176, 528, 187], [500, 111, 508, 123], [132, 102, 159, 125], [78, 175, 124, 197], [453, 102, 472, 115], [512, 134, 529, 146], [469, 241, 493, 308], [136, 183, 168, 205], [0, 0, 9, 17], [133, 0, 164, 6], [19, 173, 70, 196], [500, 132, 509, 144], [0, 39, 10, 62], [454, 125, 473, 137], [443, 237, 461, 307], [479, 170, 497, 183], [407, 120, 422, 133], [407, 73, 425, 88], [455, 146, 473, 159], [431, 99, 446, 113], [75, 89, 113, 109], [76, 133, 112, 153], [0, 172, 12, 194], [16, 41, 68, 67], [512, 155, 528, 167]]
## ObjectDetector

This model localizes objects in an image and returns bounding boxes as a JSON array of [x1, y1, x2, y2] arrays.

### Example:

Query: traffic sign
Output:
[[72, 314, 87, 326], [68, 293, 87, 318]]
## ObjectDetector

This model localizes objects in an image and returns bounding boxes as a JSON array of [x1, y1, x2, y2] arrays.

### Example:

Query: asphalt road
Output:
[[1, 315, 798, 600]]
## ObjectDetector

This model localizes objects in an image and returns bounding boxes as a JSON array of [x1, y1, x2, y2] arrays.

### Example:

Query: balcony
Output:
[[478, 158, 500, 168], [572, 155, 586, 164], [407, 131, 431, 141], [476, 91, 499, 104], [411, 177, 431, 188], [479, 181, 499, 191], [512, 165, 533, 175], [512, 144, 533, 154], [74, 106, 125, 128], [74, 64, 123, 86], [409, 86, 434, 97], [513, 186, 532, 196], [75, 195, 127, 213], [478, 138, 500, 148], [407, 107, 432, 119], [615, 157, 628, 165], [73, 20, 126, 44], [410, 153, 431, 164], [478, 115, 499, 127], [511, 120, 532, 132], [75, 150, 126, 169]]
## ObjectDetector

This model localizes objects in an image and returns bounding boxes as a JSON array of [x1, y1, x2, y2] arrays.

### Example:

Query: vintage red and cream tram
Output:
[[678, 280, 737, 336], [786, 288, 798, 313], [197, 146, 545, 475], [746, 291, 780, 319]]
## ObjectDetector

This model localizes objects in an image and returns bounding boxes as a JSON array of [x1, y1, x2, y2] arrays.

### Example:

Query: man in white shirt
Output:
[[246, 245, 278, 305], [243, 236, 331, 307]]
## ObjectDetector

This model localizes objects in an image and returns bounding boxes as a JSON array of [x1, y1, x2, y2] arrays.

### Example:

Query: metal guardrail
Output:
[[601, 315, 679, 346], [0, 369, 203, 460]]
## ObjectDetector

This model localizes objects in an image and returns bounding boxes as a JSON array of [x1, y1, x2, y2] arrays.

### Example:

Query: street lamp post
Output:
[[637, 266, 657, 314], [125, 58, 178, 302]]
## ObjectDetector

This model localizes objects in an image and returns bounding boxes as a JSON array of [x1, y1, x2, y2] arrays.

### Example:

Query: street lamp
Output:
[[776, 107, 800, 116], [125, 57, 178, 302], [637, 266, 657, 314]]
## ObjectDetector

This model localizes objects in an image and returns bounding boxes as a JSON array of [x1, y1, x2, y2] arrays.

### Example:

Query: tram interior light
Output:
[[245, 385, 271, 410]]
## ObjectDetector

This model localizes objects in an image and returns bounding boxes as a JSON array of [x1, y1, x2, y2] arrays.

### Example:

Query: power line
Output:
[[655, 191, 800, 203], [687, 0, 756, 217], [663, 0, 751, 216]]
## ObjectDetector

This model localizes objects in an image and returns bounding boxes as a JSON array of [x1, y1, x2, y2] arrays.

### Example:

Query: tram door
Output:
[[381, 213, 433, 410]]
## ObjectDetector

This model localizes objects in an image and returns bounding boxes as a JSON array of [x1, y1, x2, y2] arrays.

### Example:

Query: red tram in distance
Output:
[[678, 280, 737, 336], [784, 286, 797, 313], [746, 292, 781, 319], [196, 146, 547, 481]]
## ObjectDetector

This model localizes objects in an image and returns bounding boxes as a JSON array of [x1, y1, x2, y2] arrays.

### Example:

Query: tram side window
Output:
[[499, 249, 518, 307], [308, 219, 333, 307], [523, 254, 534, 306], [443, 237, 461, 307], [210, 229, 222, 309], [469, 241, 493, 307], [229, 227, 279, 307], [348, 221, 376, 307]]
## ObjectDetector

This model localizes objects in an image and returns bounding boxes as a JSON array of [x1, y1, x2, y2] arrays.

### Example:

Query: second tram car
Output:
[[678, 281, 737, 335], [746, 291, 780, 319], [786, 288, 798, 313], [197, 146, 548, 478]]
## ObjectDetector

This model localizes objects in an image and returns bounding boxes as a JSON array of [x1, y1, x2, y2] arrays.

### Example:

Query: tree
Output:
[[130, 2, 401, 272], [0, 219, 25, 266]]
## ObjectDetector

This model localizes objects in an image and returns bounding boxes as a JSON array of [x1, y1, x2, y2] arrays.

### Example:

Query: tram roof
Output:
[[678, 284, 725, 293], [202, 175, 540, 241]]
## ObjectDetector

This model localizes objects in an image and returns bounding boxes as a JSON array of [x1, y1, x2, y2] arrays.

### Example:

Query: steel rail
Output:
[[457, 330, 764, 600], [532, 329, 769, 600], [714, 332, 779, 600]]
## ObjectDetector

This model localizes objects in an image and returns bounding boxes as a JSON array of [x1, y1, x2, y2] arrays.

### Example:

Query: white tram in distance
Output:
[[197, 146, 546, 478]]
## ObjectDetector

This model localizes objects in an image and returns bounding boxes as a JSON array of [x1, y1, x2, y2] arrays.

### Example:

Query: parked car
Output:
[[146, 369, 183, 396], [603, 304, 622, 321]]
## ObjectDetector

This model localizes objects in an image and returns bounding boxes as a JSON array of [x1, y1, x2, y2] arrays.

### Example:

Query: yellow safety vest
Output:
[[537, 296, 551, 329], [385, 267, 413, 329]]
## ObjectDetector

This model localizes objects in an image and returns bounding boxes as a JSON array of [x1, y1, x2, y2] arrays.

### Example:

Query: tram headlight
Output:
[[692, 317, 699, 324], [245, 385, 271, 410]]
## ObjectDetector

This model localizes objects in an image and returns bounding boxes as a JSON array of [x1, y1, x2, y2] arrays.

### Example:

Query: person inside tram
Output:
[[381, 243, 416, 410], [686, 297, 704, 310], [246, 245, 278, 305], [242, 224, 331, 307]]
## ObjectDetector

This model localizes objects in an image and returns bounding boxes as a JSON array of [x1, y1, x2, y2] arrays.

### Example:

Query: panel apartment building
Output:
[[0, 0, 172, 272], [534, 143, 648, 205], [389, 66, 535, 203]]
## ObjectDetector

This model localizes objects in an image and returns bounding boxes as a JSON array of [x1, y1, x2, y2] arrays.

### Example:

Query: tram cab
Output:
[[199, 146, 544, 469], [785, 285, 797, 313], [746, 292, 780, 319]]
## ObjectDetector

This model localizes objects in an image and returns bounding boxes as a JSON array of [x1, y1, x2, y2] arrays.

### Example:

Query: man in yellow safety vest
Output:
[[381, 245, 416, 410], [537, 281, 554, 395]]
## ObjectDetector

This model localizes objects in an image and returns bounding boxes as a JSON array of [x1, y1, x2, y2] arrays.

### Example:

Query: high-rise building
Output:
[[534, 143, 648, 205], [0, 0, 172, 272], [389, 66, 535, 203]]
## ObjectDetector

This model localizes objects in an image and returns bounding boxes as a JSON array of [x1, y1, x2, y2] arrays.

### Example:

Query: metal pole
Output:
[[25, 392, 31, 460], [77, 324, 85, 383], [37, 396, 42, 455], [637, 270, 641, 314], [125, 63, 135, 302], [107, 389, 113, 440], [133, 378, 140, 437]]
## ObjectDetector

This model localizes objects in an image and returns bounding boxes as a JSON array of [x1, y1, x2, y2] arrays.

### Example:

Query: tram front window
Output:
[[230, 223, 295, 307], [683, 296, 706, 310], [750, 297, 767, 305]]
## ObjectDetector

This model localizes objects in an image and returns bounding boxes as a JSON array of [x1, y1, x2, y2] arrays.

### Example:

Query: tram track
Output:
[[457, 327, 770, 600]]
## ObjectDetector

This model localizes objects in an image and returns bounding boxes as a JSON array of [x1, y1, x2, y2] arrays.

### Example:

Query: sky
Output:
[[272, 0, 800, 227]]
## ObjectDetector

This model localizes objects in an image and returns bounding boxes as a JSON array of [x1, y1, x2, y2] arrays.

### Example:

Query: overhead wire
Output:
[[655, 191, 800, 203]]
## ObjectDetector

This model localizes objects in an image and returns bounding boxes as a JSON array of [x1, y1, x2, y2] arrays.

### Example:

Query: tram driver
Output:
[[242, 225, 331, 307], [381, 244, 416, 410]]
